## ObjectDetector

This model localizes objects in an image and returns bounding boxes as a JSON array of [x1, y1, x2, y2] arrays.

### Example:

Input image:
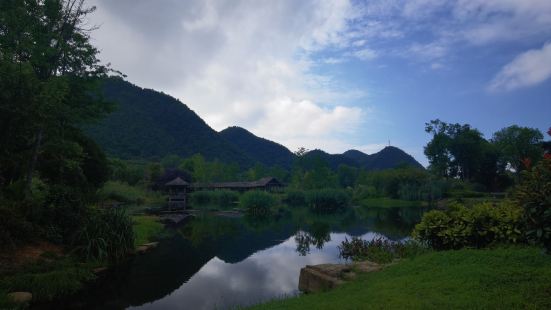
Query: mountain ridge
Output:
[[85, 78, 424, 170]]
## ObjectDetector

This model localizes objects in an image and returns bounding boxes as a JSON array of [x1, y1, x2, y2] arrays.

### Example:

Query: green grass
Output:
[[132, 215, 164, 247], [359, 197, 427, 208], [250, 246, 551, 310]]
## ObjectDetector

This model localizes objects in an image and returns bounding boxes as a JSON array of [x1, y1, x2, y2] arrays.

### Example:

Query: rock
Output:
[[93, 267, 108, 274], [136, 245, 149, 254], [298, 261, 382, 293], [298, 266, 344, 293], [143, 242, 159, 248], [136, 242, 159, 254], [7, 292, 32, 304]]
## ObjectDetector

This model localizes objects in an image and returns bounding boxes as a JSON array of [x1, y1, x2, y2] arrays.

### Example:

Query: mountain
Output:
[[343, 146, 424, 170], [84, 78, 252, 166], [85, 78, 424, 171], [219, 126, 295, 168], [302, 149, 358, 170]]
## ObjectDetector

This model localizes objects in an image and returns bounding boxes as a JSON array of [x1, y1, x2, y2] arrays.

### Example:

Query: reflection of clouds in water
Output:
[[130, 232, 379, 310]]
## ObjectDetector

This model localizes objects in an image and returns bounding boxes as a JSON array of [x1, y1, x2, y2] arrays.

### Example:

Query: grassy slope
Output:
[[250, 247, 551, 310]]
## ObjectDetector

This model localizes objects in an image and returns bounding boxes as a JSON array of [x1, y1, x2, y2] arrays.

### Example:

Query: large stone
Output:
[[298, 261, 382, 293], [7, 291, 32, 304]]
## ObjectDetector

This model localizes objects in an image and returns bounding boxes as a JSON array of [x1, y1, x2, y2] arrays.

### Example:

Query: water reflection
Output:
[[33, 206, 427, 310], [294, 221, 331, 255]]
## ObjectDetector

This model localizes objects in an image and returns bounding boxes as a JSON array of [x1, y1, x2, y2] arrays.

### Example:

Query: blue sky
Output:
[[89, 0, 551, 166]]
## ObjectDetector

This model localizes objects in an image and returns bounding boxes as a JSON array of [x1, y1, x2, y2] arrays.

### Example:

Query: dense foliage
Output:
[[85, 78, 253, 166], [424, 119, 542, 191], [240, 191, 276, 217], [73, 208, 134, 262], [306, 189, 350, 213], [190, 190, 239, 209], [515, 158, 551, 252], [338, 236, 429, 263], [413, 202, 524, 250]]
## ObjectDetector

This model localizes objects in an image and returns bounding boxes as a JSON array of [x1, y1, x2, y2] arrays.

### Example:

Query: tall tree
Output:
[[492, 125, 544, 176], [0, 0, 113, 196]]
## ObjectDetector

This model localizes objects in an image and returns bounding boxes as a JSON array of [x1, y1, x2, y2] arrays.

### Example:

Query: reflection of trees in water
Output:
[[358, 207, 428, 240], [294, 221, 331, 255]]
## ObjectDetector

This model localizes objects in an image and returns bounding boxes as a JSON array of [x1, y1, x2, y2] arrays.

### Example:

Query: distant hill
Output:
[[219, 126, 295, 168], [304, 147, 424, 170], [302, 149, 358, 170], [84, 78, 252, 166], [85, 78, 423, 171], [342, 146, 424, 170]]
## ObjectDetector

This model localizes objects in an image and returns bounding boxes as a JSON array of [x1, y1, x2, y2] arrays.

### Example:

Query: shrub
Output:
[[413, 202, 524, 250], [306, 189, 350, 213], [190, 190, 239, 209], [73, 208, 135, 262], [0, 204, 34, 249], [338, 236, 429, 263], [515, 158, 551, 252], [284, 190, 306, 207], [98, 181, 146, 204], [240, 191, 276, 217]]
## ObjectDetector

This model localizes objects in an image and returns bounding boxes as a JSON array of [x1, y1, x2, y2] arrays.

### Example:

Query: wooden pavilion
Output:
[[165, 177, 189, 210]]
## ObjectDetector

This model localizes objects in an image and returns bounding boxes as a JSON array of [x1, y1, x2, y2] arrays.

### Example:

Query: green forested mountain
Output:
[[343, 147, 424, 170], [84, 78, 252, 166], [85, 78, 423, 171], [219, 126, 295, 168], [302, 147, 423, 170]]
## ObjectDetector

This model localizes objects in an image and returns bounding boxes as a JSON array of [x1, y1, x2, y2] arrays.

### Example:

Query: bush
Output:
[[284, 190, 306, 207], [515, 158, 551, 252], [0, 204, 34, 249], [413, 202, 524, 250], [73, 208, 135, 262], [306, 189, 350, 213], [338, 236, 429, 263], [240, 191, 276, 217], [98, 181, 146, 204], [190, 190, 239, 209]]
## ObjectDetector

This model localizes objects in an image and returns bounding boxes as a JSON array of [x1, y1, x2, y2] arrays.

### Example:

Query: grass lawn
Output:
[[250, 247, 551, 309], [359, 197, 427, 208], [132, 215, 164, 247]]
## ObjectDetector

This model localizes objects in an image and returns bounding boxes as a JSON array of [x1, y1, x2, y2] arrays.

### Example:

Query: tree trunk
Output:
[[24, 127, 43, 197]]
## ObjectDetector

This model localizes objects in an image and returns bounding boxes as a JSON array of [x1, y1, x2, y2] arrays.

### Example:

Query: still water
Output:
[[37, 207, 426, 310]]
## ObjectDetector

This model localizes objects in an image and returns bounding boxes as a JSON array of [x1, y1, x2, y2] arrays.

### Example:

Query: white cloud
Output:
[[488, 42, 551, 92], [352, 48, 378, 61], [88, 0, 369, 152]]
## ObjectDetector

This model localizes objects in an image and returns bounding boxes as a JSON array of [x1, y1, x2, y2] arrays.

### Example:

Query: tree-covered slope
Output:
[[219, 126, 295, 168], [84, 78, 251, 166], [343, 146, 424, 170]]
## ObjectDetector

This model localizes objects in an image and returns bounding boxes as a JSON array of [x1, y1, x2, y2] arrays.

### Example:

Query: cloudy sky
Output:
[[87, 0, 551, 165]]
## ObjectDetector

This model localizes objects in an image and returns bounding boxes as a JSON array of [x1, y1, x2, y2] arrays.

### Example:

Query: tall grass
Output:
[[98, 181, 146, 204], [190, 190, 240, 209], [306, 189, 350, 213], [72, 208, 134, 262], [240, 191, 276, 217]]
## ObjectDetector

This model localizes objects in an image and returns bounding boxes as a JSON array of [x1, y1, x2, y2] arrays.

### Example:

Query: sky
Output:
[[87, 0, 551, 166]]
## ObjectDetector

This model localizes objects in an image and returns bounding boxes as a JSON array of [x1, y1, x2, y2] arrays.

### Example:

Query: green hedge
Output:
[[284, 190, 306, 207], [240, 191, 276, 217], [413, 202, 524, 250], [306, 189, 350, 213], [190, 190, 239, 209]]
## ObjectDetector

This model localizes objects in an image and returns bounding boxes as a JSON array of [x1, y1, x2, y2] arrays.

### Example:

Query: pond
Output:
[[35, 206, 427, 310]]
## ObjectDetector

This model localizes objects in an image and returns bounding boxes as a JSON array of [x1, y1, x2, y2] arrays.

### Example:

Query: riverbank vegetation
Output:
[[250, 246, 551, 310]]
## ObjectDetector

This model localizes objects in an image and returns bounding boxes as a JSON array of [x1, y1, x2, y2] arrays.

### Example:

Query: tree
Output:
[[492, 125, 544, 177], [0, 0, 113, 196], [424, 119, 487, 180]]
